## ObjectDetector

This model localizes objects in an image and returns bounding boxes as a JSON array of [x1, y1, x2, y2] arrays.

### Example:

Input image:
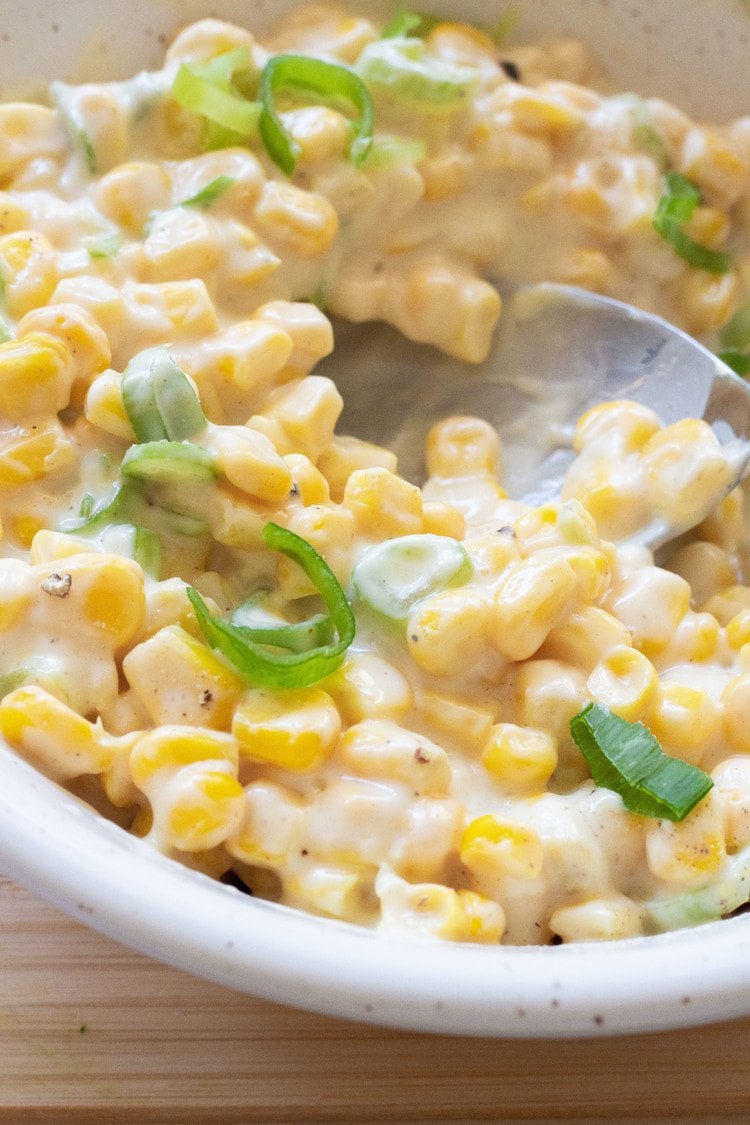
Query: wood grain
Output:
[[1, 875, 749, 1123]]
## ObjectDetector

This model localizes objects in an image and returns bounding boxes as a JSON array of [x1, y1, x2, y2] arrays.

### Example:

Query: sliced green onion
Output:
[[133, 526, 162, 578], [361, 135, 426, 169], [382, 9, 424, 38], [570, 702, 713, 822], [121, 347, 206, 443], [352, 533, 472, 620], [720, 350, 750, 377], [50, 81, 98, 174], [356, 36, 479, 112], [613, 94, 670, 169], [71, 480, 134, 532], [85, 232, 123, 260], [645, 844, 750, 932], [721, 303, 750, 351], [259, 53, 374, 176], [188, 521, 355, 689], [121, 440, 217, 487], [177, 175, 235, 210], [653, 172, 733, 274], [78, 491, 96, 520], [172, 47, 260, 143]]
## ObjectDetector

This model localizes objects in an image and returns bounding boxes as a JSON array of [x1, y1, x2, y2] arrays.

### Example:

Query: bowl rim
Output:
[[2, 742, 749, 1038]]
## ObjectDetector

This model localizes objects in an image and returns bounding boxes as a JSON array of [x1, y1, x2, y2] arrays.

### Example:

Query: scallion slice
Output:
[[259, 53, 374, 175], [352, 533, 472, 620], [177, 175, 236, 210], [719, 304, 750, 376], [720, 350, 750, 377], [570, 702, 713, 821], [381, 9, 424, 38], [121, 440, 217, 486], [50, 81, 98, 174], [361, 135, 426, 169], [187, 521, 355, 689], [121, 346, 206, 443], [355, 37, 479, 112], [172, 47, 260, 143], [653, 172, 732, 274]]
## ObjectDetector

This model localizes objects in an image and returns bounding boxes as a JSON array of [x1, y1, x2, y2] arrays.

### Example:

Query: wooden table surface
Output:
[[1, 875, 750, 1124]]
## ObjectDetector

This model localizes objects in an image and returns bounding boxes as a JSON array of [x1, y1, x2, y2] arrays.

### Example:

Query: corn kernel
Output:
[[255, 180, 338, 257], [283, 453, 331, 505], [0, 104, 65, 182], [205, 423, 293, 502], [646, 792, 725, 885], [647, 680, 719, 765], [0, 331, 73, 417], [259, 375, 342, 463], [84, 369, 136, 441], [461, 814, 544, 880], [130, 725, 239, 788], [233, 687, 340, 770], [414, 688, 495, 750], [93, 161, 172, 231], [226, 780, 304, 868], [0, 685, 114, 781], [317, 435, 398, 504], [123, 625, 245, 731], [426, 415, 502, 478], [491, 552, 579, 662], [550, 895, 643, 942], [587, 645, 658, 722], [338, 719, 451, 797], [482, 722, 558, 790], [0, 230, 58, 319], [407, 587, 488, 677], [0, 416, 75, 487], [329, 653, 412, 724], [164, 765, 245, 852], [343, 466, 423, 538], [130, 280, 220, 340]]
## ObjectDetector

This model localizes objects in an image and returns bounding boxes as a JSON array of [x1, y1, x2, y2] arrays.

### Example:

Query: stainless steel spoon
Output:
[[316, 283, 750, 548]]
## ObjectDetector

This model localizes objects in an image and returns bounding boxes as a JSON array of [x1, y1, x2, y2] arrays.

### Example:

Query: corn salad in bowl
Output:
[[1, 0, 750, 1034]]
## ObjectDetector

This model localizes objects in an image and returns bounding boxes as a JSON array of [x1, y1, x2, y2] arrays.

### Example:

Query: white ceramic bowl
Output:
[[1, 0, 750, 1038]]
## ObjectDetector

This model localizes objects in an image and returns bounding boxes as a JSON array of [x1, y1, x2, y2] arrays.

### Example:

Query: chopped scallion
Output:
[[653, 172, 732, 274], [121, 346, 206, 443], [381, 9, 424, 38], [85, 232, 123, 260], [121, 440, 217, 486], [361, 135, 426, 169], [177, 175, 235, 210], [50, 81, 98, 173], [352, 533, 472, 620], [172, 47, 260, 143], [570, 702, 713, 821], [259, 53, 374, 175], [187, 521, 355, 689], [356, 37, 479, 113]]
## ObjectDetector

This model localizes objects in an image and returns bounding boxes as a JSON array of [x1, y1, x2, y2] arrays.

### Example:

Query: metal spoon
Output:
[[316, 283, 750, 549]]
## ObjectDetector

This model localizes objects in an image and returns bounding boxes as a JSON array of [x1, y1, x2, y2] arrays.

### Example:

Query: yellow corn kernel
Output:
[[50, 276, 125, 356], [258, 375, 342, 462], [283, 105, 351, 163], [18, 303, 111, 405], [407, 588, 488, 677], [586, 645, 658, 722], [217, 219, 281, 292], [283, 453, 331, 505], [226, 780, 305, 868], [202, 319, 294, 398], [426, 415, 502, 479], [491, 552, 579, 662], [413, 688, 495, 751], [84, 369, 136, 441], [254, 180, 338, 257], [343, 467, 423, 537], [0, 685, 115, 781], [329, 653, 412, 724], [550, 895, 643, 942], [0, 416, 75, 487], [427, 21, 497, 64], [130, 725, 239, 788], [646, 792, 725, 885], [540, 606, 632, 670], [721, 674, 750, 753], [471, 120, 552, 175], [680, 126, 749, 207], [517, 659, 588, 749], [338, 719, 451, 797], [396, 261, 501, 364], [420, 149, 473, 202], [668, 541, 736, 609], [555, 247, 614, 293], [123, 625, 245, 731], [641, 418, 734, 531], [421, 501, 465, 540], [677, 268, 739, 337], [142, 208, 221, 281], [286, 865, 369, 922], [464, 532, 520, 587], [376, 868, 504, 942], [208, 486, 267, 551], [711, 757, 750, 851], [0, 558, 34, 630], [317, 435, 398, 504], [658, 610, 721, 665], [269, 7, 376, 63], [205, 423, 293, 502], [130, 280, 220, 340], [605, 567, 691, 657], [166, 18, 257, 64], [513, 501, 599, 557], [492, 83, 585, 135], [647, 680, 719, 766], [0, 104, 65, 182], [275, 505, 354, 599], [165, 766, 245, 852], [0, 193, 30, 234], [561, 455, 648, 542], [0, 331, 73, 418], [727, 609, 750, 651], [573, 400, 660, 456], [390, 796, 464, 883], [481, 722, 558, 791], [0, 230, 58, 319], [61, 553, 146, 650], [92, 161, 172, 231], [702, 584, 750, 625], [233, 687, 340, 771], [460, 814, 544, 881], [10, 515, 42, 549]]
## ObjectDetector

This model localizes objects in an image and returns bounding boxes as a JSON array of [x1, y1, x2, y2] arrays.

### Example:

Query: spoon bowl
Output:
[[318, 284, 750, 546]]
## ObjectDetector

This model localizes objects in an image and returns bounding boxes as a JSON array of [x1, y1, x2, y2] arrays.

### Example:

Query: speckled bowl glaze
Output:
[[1, 0, 749, 1038]]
